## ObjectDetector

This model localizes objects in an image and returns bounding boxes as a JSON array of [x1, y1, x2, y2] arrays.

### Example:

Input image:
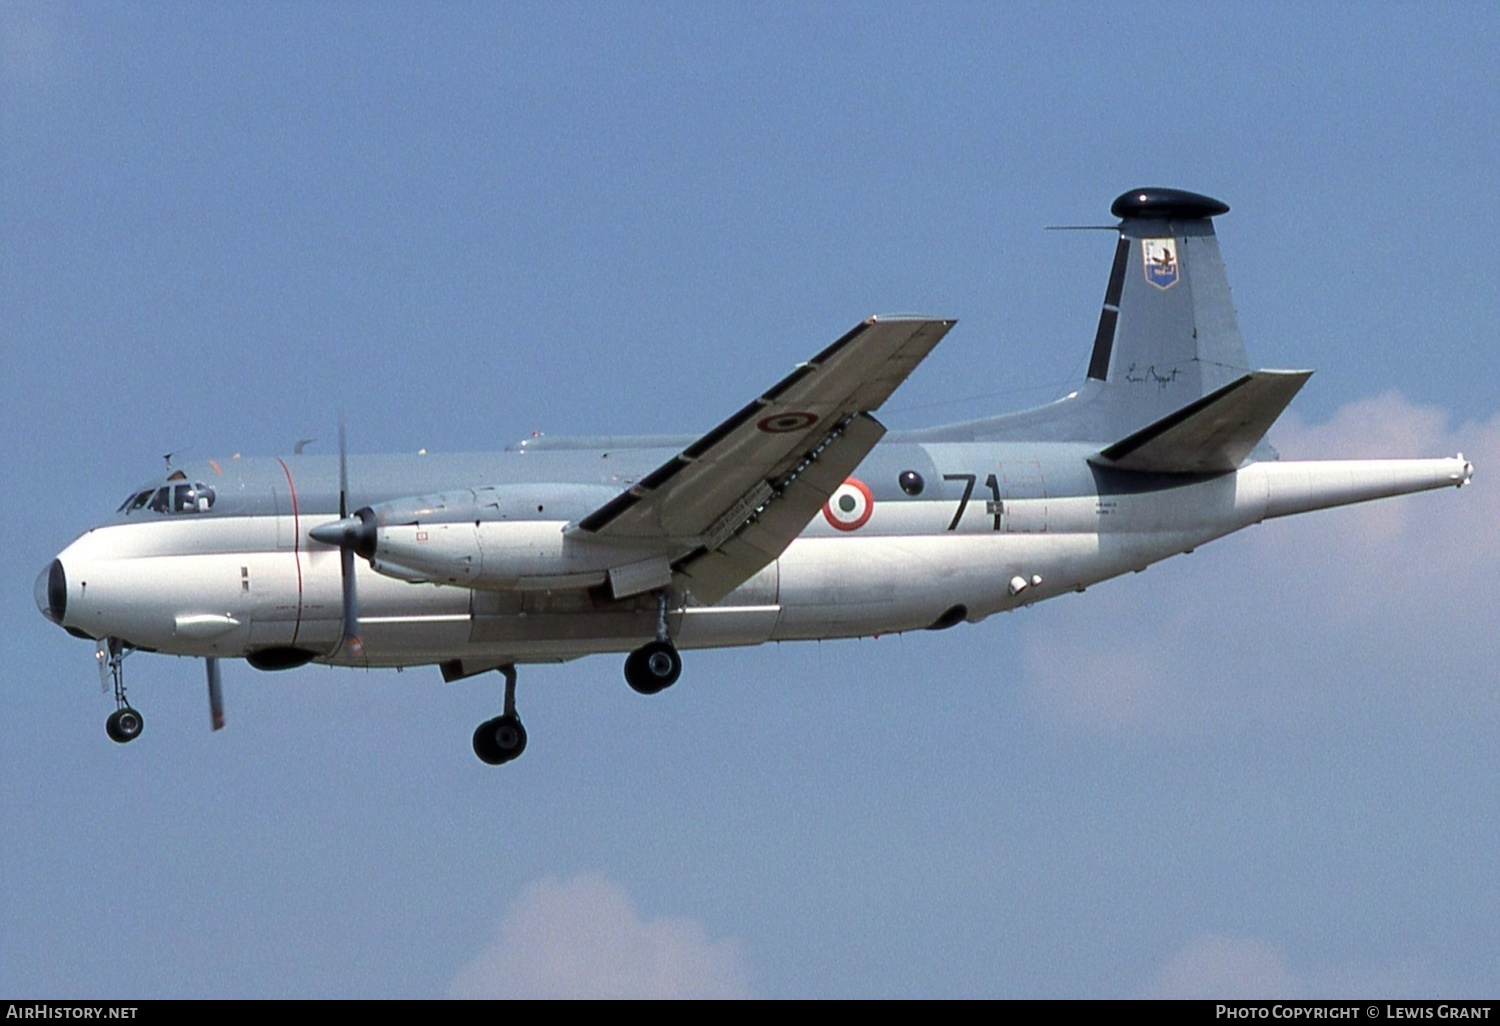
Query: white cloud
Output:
[[1025, 394, 1500, 733], [1265, 394, 1499, 596], [1142, 935, 1299, 999], [448, 873, 753, 999], [1142, 935, 1436, 999]]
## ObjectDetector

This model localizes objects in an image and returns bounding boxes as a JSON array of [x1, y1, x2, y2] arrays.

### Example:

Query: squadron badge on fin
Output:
[[1142, 238, 1179, 290]]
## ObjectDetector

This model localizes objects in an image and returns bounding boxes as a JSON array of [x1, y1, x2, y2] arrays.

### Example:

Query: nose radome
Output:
[[35, 559, 66, 624]]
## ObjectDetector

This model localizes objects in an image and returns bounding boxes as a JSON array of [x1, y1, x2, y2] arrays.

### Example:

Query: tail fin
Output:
[[923, 188, 1307, 460], [1085, 188, 1253, 435]]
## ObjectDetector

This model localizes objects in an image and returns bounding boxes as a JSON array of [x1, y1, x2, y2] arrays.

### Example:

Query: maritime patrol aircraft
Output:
[[35, 188, 1473, 765]]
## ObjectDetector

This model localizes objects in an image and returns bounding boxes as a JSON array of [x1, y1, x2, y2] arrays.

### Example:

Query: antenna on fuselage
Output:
[[294, 438, 317, 455]]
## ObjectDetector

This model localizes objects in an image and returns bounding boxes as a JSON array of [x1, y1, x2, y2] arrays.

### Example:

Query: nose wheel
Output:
[[106, 706, 144, 744], [473, 664, 528, 765]]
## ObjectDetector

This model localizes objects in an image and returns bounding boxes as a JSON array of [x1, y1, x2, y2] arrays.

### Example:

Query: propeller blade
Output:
[[206, 657, 224, 731], [333, 417, 362, 657], [337, 417, 349, 519], [340, 544, 363, 656]]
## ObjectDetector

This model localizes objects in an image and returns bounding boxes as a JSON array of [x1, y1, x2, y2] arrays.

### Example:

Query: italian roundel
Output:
[[822, 477, 874, 531]]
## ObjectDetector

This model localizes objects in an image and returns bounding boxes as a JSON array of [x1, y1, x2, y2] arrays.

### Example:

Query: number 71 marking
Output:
[[942, 474, 1004, 531]]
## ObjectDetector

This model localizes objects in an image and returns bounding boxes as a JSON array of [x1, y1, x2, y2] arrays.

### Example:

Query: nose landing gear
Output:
[[97, 638, 143, 744]]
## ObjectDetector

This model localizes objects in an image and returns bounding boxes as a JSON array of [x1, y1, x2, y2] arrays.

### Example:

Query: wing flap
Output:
[[1092, 369, 1313, 474], [673, 412, 886, 604]]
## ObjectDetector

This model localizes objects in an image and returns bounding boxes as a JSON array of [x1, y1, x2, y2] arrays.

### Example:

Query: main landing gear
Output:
[[98, 638, 144, 744], [471, 593, 685, 766], [624, 590, 682, 695], [473, 665, 528, 766]]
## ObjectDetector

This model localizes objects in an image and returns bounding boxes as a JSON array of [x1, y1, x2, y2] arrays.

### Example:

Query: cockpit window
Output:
[[121, 483, 215, 516], [174, 483, 215, 513]]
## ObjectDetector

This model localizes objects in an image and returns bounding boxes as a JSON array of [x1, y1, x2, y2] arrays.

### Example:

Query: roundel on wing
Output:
[[822, 477, 874, 531], [757, 411, 819, 433]]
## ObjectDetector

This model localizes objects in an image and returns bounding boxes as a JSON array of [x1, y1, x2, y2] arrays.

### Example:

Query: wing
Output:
[[572, 315, 955, 604]]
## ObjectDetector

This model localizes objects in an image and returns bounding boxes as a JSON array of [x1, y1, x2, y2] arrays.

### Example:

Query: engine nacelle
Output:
[[342, 485, 662, 592]]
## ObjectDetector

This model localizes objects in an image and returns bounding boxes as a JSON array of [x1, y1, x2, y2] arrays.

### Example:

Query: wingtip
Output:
[[869, 313, 957, 325]]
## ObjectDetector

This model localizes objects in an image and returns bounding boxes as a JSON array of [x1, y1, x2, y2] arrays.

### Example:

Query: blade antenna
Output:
[[206, 657, 225, 731]]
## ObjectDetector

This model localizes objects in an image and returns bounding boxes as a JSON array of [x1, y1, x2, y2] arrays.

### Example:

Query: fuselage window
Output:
[[147, 488, 171, 513]]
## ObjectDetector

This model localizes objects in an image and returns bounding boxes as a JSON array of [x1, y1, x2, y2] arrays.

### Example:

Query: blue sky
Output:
[[3, 2, 1497, 998]]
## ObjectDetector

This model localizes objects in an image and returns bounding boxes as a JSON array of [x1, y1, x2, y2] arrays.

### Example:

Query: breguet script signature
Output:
[[1123, 363, 1183, 390]]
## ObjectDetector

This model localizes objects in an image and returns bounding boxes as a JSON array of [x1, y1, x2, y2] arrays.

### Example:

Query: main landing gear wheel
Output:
[[472, 714, 527, 766], [472, 664, 527, 766], [106, 707, 143, 744], [624, 640, 682, 695]]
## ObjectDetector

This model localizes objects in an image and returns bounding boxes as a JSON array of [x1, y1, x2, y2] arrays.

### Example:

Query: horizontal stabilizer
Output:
[[1092, 369, 1312, 474]]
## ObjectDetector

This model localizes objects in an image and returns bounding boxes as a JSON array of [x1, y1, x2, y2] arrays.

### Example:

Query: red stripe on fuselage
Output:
[[274, 457, 304, 644]]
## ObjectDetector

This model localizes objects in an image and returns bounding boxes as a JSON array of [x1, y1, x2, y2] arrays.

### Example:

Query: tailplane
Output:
[[931, 187, 1307, 468], [1091, 368, 1311, 474]]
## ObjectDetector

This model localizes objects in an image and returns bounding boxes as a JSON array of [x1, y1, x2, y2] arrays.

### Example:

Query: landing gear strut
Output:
[[473, 664, 527, 765], [624, 591, 682, 695], [98, 638, 143, 744]]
